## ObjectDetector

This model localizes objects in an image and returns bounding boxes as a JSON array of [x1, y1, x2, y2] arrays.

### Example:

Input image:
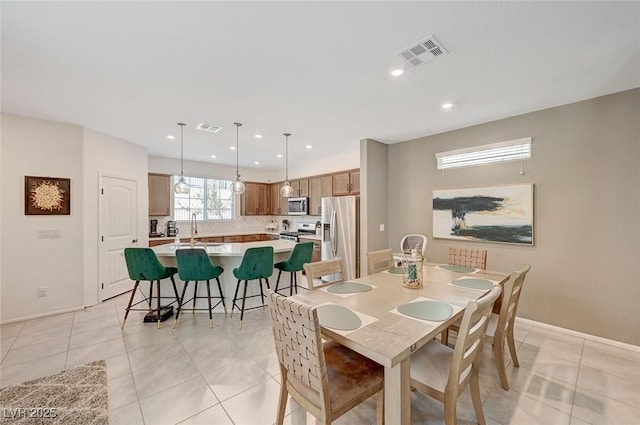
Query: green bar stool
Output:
[[174, 248, 227, 329], [274, 241, 314, 296], [231, 246, 274, 329], [122, 248, 180, 329]]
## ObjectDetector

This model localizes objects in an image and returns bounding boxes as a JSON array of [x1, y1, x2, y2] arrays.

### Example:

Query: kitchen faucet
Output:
[[190, 213, 198, 247]]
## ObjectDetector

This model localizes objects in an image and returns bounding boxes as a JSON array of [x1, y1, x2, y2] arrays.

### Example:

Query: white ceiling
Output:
[[2, 1, 639, 171]]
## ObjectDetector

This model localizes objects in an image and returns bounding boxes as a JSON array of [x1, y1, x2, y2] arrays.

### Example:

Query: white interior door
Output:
[[99, 175, 138, 301]]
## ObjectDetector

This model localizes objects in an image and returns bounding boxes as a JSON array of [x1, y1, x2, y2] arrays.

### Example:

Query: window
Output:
[[173, 176, 235, 221], [435, 138, 531, 170]]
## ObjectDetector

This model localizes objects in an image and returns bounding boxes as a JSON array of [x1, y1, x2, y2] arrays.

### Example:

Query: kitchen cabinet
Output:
[[332, 170, 360, 196], [270, 183, 288, 216], [290, 179, 309, 197], [309, 175, 332, 215], [148, 173, 171, 216], [149, 239, 172, 247], [242, 182, 270, 215]]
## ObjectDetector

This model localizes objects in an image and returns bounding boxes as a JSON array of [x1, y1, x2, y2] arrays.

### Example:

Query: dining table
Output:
[[291, 262, 509, 425]]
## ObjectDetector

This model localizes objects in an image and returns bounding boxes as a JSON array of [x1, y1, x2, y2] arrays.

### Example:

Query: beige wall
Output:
[[1, 113, 149, 322], [360, 138, 389, 275], [384, 88, 640, 345]]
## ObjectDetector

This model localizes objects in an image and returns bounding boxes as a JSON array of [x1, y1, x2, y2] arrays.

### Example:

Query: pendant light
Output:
[[280, 132, 295, 197], [174, 122, 190, 194], [230, 122, 246, 195]]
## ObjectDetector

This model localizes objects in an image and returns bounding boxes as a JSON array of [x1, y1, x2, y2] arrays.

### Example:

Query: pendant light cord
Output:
[[180, 123, 185, 177], [234, 122, 242, 176], [284, 132, 291, 181]]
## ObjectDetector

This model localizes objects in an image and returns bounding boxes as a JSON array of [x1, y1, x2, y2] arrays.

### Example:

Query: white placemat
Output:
[[316, 302, 377, 336], [391, 297, 463, 327], [319, 282, 375, 298]]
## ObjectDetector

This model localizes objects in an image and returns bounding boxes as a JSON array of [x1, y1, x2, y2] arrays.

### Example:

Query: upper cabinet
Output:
[[242, 182, 270, 215], [332, 170, 360, 196], [148, 173, 171, 216], [309, 175, 332, 215]]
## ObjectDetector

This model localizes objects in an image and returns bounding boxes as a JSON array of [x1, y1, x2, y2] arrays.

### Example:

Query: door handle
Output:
[[132, 239, 138, 243]]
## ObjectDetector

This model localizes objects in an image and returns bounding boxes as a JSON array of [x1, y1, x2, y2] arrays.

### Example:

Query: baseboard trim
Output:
[[518, 317, 640, 353], [0, 306, 86, 325]]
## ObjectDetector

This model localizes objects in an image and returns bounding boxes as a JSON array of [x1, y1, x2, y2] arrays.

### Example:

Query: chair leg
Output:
[[293, 272, 298, 294], [259, 278, 266, 307], [121, 281, 140, 328], [275, 269, 282, 293], [173, 281, 190, 329], [289, 272, 294, 296], [192, 281, 199, 314], [156, 280, 162, 329], [494, 338, 510, 390], [470, 366, 486, 425], [441, 328, 449, 346], [231, 279, 241, 316], [216, 277, 227, 314], [206, 280, 213, 328], [148, 282, 154, 311], [240, 280, 249, 330], [275, 368, 288, 425], [443, 388, 458, 425], [507, 323, 520, 367], [265, 277, 270, 290]]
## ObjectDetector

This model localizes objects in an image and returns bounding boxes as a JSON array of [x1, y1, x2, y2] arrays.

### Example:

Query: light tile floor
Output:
[[1, 289, 639, 425]]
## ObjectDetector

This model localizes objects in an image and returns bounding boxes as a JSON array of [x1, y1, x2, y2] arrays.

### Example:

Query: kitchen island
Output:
[[152, 239, 297, 313]]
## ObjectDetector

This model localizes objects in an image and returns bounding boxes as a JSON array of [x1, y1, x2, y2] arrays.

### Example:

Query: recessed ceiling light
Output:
[[210, 155, 217, 159], [305, 145, 312, 149], [229, 146, 236, 150], [255, 134, 263, 139], [276, 154, 283, 158], [441, 103, 453, 109], [391, 68, 405, 77], [167, 135, 176, 140], [254, 161, 260, 165]]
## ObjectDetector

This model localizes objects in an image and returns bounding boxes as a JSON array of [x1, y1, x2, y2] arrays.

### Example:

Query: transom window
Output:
[[173, 176, 235, 221]]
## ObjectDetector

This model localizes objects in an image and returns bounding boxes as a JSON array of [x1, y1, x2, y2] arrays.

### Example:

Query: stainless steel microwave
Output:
[[287, 197, 308, 215]]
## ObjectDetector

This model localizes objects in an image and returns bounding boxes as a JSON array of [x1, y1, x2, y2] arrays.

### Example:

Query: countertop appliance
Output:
[[287, 197, 308, 215], [321, 196, 358, 281], [279, 221, 317, 242], [149, 219, 163, 237], [166, 220, 179, 237]]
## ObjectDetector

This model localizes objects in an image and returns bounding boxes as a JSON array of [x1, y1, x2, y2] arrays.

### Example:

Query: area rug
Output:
[[0, 360, 108, 424]]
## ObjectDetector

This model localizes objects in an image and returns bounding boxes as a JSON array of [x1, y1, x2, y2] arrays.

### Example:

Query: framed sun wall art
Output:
[[432, 183, 533, 245], [25, 176, 71, 215]]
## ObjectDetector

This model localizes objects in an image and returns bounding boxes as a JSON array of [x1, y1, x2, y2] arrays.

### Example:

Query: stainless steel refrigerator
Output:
[[321, 196, 359, 281]]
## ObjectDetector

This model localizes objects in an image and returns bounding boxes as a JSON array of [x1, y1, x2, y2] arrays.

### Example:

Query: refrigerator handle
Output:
[[330, 210, 337, 257]]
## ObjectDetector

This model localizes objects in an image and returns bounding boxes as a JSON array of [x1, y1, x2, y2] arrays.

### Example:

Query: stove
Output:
[[279, 221, 318, 242]]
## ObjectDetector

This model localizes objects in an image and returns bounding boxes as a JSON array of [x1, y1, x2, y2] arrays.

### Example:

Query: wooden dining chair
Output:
[[303, 258, 345, 289], [448, 247, 487, 269], [410, 285, 502, 425], [366, 248, 394, 274], [266, 290, 384, 425]]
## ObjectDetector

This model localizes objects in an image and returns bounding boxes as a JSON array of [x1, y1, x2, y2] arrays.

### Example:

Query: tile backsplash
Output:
[[149, 215, 321, 236]]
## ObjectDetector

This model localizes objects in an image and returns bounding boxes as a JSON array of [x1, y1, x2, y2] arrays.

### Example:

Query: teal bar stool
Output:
[[122, 248, 180, 329], [274, 241, 314, 296], [174, 248, 227, 329], [231, 246, 274, 329]]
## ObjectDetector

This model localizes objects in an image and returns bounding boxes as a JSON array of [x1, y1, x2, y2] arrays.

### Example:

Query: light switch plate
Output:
[[38, 229, 61, 238], [379, 224, 385, 232]]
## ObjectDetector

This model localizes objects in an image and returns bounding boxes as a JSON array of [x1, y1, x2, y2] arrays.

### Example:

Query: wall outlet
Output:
[[379, 224, 385, 232], [37, 287, 48, 297]]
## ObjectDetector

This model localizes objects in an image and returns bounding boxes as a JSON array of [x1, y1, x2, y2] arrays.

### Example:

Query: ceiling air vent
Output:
[[196, 123, 222, 133], [398, 35, 448, 67]]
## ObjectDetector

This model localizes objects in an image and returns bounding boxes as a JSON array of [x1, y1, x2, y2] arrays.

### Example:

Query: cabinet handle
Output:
[[132, 239, 138, 243]]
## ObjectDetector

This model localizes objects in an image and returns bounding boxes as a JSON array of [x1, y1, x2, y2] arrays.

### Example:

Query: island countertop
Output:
[[152, 239, 297, 257]]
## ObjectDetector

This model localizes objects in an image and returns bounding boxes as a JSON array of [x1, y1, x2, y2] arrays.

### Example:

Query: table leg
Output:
[[384, 358, 411, 425]]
